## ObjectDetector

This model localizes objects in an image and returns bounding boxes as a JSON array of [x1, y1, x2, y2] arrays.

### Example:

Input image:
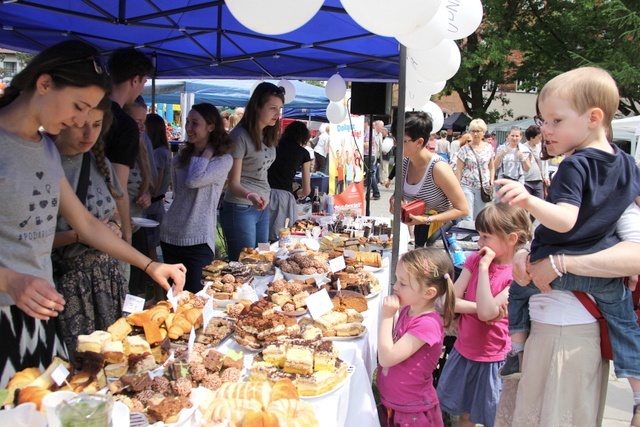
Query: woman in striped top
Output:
[[390, 111, 469, 247]]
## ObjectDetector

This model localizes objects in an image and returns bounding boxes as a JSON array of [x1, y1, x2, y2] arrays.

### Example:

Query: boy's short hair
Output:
[[539, 67, 619, 127], [108, 47, 153, 84]]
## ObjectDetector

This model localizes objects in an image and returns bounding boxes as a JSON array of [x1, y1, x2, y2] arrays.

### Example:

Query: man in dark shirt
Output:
[[103, 48, 153, 244]]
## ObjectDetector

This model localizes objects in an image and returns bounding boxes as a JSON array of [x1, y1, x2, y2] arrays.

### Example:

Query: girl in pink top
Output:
[[377, 248, 457, 427], [437, 203, 532, 427]]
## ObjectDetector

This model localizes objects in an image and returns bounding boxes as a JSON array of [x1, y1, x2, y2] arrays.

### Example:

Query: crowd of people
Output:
[[1, 40, 639, 427]]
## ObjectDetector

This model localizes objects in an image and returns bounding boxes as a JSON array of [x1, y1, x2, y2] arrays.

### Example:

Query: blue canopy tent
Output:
[[0, 1, 400, 82], [142, 79, 329, 109]]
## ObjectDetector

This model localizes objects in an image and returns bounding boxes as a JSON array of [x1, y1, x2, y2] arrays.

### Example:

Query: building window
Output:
[[2, 61, 17, 77], [516, 80, 537, 93], [482, 80, 495, 92]]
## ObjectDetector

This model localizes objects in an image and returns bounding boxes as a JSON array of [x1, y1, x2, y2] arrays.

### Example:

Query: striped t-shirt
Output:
[[401, 156, 453, 214]]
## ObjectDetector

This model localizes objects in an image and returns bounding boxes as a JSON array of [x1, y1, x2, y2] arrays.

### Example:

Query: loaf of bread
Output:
[[203, 398, 262, 425], [243, 411, 279, 427]]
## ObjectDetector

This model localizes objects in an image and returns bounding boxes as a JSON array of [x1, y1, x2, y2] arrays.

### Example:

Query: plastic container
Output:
[[446, 235, 466, 267]]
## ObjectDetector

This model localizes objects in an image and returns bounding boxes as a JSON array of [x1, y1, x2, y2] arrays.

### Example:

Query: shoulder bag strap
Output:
[[470, 147, 485, 188], [76, 152, 91, 206], [572, 290, 604, 320]]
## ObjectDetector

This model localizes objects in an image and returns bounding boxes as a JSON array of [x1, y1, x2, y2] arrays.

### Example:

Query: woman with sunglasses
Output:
[[220, 82, 285, 261], [455, 118, 496, 221], [389, 111, 468, 247], [0, 40, 186, 387]]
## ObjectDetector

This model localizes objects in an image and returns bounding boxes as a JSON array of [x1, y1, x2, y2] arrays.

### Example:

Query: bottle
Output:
[[446, 234, 466, 267], [311, 186, 321, 214], [324, 194, 334, 214]]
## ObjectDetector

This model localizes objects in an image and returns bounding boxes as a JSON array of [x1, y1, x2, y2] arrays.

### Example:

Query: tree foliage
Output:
[[446, 0, 640, 120]]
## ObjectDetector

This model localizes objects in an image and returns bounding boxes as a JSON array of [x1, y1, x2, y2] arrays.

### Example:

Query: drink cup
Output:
[[42, 391, 76, 427]]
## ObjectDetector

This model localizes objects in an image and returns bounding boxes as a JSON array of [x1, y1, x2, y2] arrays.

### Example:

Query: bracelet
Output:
[[425, 216, 432, 225], [143, 260, 154, 273], [560, 253, 567, 274], [245, 192, 257, 201], [549, 254, 563, 277]]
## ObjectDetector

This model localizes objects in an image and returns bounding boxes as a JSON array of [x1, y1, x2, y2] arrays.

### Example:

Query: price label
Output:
[[51, 364, 70, 387], [187, 327, 196, 361], [306, 288, 334, 319], [344, 249, 356, 258], [166, 287, 178, 313], [329, 256, 346, 273], [202, 298, 215, 328], [122, 294, 146, 314]]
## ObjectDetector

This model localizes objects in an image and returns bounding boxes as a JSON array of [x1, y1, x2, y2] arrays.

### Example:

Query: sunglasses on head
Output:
[[57, 55, 107, 75], [268, 85, 286, 96]]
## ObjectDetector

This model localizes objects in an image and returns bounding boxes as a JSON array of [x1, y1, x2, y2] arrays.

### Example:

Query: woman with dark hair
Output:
[[0, 40, 186, 387], [160, 103, 233, 293], [52, 95, 128, 354], [390, 111, 468, 247], [145, 113, 172, 254], [267, 120, 312, 241], [220, 82, 285, 260]]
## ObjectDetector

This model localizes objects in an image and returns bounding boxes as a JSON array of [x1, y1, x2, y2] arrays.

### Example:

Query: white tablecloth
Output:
[[211, 253, 393, 427]]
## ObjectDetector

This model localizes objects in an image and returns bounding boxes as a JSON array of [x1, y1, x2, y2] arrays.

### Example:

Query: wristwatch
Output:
[[425, 215, 432, 225]]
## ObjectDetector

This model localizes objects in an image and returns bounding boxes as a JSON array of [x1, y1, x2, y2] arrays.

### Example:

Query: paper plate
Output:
[[131, 217, 160, 228], [299, 364, 355, 400]]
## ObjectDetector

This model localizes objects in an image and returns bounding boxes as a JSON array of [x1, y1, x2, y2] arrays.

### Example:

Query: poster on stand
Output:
[[327, 116, 365, 215]]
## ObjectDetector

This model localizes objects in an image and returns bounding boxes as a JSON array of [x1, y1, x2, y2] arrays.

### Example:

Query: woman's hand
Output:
[[147, 262, 187, 292], [202, 146, 214, 160], [135, 192, 151, 209], [627, 275, 638, 292], [526, 257, 555, 292], [2, 271, 65, 320], [248, 193, 268, 210], [381, 294, 400, 318], [389, 195, 395, 214]]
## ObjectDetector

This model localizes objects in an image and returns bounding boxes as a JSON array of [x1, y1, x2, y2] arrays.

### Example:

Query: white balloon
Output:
[[277, 79, 296, 104], [341, 0, 443, 38], [381, 137, 394, 155], [408, 40, 461, 82], [249, 80, 262, 97], [327, 102, 347, 124], [226, 0, 323, 35], [441, 0, 484, 40], [325, 74, 347, 102], [405, 58, 447, 109], [421, 101, 444, 133], [396, 5, 448, 50]]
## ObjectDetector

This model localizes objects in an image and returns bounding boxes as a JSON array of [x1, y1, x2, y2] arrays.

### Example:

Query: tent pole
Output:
[[390, 44, 407, 284], [151, 52, 157, 112]]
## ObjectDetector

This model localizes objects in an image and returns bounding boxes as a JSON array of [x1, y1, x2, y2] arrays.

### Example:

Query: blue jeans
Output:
[[461, 185, 489, 221], [364, 156, 380, 197], [160, 241, 213, 294], [509, 273, 640, 378], [219, 200, 269, 261]]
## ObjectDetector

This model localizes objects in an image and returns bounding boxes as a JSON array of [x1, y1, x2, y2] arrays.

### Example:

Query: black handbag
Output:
[[471, 147, 493, 202]]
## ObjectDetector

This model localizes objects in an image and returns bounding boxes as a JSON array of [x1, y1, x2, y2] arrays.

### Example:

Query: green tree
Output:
[[442, 0, 639, 120]]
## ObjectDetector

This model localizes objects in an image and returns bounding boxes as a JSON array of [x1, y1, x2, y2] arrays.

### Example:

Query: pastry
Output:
[[104, 362, 128, 378], [17, 386, 50, 410], [267, 398, 319, 427], [124, 335, 152, 356], [223, 349, 244, 370], [313, 340, 340, 372], [283, 346, 313, 375], [108, 317, 133, 342], [334, 322, 365, 337], [102, 340, 125, 364], [270, 378, 299, 401], [147, 396, 192, 424], [6, 367, 41, 392], [215, 382, 271, 410], [76, 333, 103, 354]]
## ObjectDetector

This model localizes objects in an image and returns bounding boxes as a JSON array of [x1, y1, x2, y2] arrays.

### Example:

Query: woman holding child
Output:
[[495, 67, 640, 427]]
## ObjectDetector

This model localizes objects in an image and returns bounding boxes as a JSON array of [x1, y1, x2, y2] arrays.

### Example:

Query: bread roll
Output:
[[17, 386, 51, 410], [6, 367, 41, 392]]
